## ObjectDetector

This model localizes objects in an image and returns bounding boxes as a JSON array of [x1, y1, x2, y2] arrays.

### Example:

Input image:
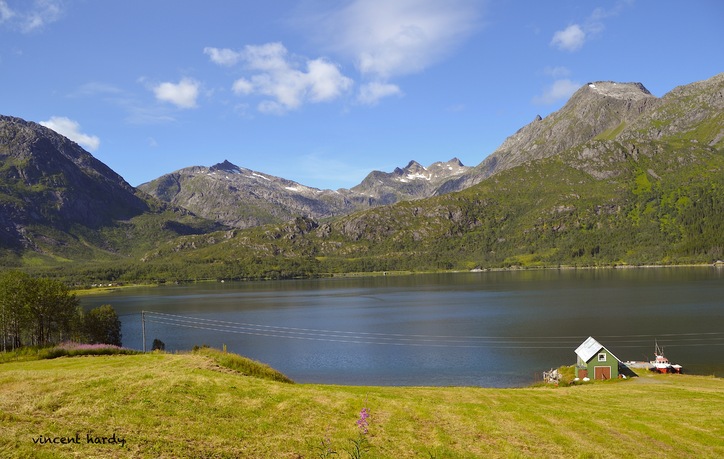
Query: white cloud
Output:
[[550, 24, 585, 52], [0, 1, 16, 23], [291, 0, 480, 109], [313, 0, 480, 80], [224, 42, 353, 113], [203, 47, 242, 66], [207, 0, 481, 112], [307, 58, 353, 102], [242, 42, 289, 72], [69, 81, 177, 125], [550, 2, 631, 52], [357, 81, 402, 105], [1, 0, 63, 32], [39, 116, 100, 152], [231, 78, 254, 95], [24, 0, 62, 32], [532, 79, 581, 105], [153, 78, 200, 109]]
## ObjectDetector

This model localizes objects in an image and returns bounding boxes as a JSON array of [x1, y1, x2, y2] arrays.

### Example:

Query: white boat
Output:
[[650, 341, 682, 374]]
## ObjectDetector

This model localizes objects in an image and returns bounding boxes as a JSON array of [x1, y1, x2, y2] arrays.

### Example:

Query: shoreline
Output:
[[72, 262, 722, 294]]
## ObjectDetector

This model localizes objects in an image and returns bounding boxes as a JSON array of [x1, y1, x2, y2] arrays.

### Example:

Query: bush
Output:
[[152, 338, 165, 351]]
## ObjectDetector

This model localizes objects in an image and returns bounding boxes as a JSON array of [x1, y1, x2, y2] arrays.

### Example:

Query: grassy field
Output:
[[0, 351, 722, 458]]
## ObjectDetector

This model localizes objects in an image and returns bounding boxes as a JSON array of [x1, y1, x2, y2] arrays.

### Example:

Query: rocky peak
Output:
[[471, 79, 660, 181], [402, 160, 426, 175], [393, 160, 424, 176], [428, 158, 467, 174], [209, 160, 242, 174], [583, 81, 653, 100]]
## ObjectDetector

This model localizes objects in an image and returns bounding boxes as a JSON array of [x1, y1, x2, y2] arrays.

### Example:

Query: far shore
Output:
[[71, 262, 721, 296]]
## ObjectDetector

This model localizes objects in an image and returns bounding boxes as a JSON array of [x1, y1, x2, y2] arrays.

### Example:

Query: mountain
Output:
[[140, 75, 723, 225], [137, 160, 355, 228], [137, 158, 469, 228], [0, 115, 220, 265], [1, 73, 721, 279], [350, 158, 469, 204], [436, 80, 661, 193], [135, 73, 723, 280]]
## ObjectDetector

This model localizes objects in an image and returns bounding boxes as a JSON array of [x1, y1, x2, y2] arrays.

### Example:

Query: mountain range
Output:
[[137, 157, 469, 228], [0, 72, 722, 281]]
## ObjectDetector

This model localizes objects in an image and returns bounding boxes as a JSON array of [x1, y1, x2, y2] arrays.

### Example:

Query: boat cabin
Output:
[[574, 336, 622, 380]]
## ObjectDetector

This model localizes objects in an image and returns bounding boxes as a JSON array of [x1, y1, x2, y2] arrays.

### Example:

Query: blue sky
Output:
[[1, 1, 722, 190]]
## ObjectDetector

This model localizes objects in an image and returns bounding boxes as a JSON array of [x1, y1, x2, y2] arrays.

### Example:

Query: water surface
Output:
[[80, 268, 724, 387]]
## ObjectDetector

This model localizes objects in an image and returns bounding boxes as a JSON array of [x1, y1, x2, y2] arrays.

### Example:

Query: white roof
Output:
[[575, 336, 604, 362], [576, 336, 623, 363]]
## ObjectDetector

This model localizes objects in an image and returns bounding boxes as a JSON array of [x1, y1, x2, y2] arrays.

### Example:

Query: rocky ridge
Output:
[[0, 115, 220, 259], [436, 80, 662, 194], [139, 74, 724, 230], [1, 73, 722, 266], [0, 115, 150, 250], [138, 158, 470, 228]]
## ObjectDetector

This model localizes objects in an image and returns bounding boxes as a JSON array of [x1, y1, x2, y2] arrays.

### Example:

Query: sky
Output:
[[1, 1, 722, 190]]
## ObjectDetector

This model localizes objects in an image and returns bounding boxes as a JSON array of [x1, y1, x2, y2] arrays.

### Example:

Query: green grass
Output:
[[593, 121, 627, 141], [0, 352, 722, 458], [192, 346, 294, 384]]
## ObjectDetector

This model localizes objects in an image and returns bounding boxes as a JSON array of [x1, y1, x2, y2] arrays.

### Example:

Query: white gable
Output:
[[575, 336, 623, 363], [575, 336, 604, 362]]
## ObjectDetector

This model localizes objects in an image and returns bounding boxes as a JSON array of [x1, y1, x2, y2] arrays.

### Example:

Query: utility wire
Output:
[[142, 311, 724, 349]]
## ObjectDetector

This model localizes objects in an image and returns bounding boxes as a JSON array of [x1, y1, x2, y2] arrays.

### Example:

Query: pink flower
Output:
[[356, 407, 370, 434]]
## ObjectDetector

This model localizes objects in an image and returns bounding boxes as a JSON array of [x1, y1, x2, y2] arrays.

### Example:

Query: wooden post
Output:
[[142, 311, 146, 352]]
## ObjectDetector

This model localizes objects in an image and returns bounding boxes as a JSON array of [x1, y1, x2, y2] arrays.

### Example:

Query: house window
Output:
[[598, 353, 606, 362]]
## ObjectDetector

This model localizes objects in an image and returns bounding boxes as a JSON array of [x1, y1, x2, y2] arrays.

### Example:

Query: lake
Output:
[[79, 267, 724, 387]]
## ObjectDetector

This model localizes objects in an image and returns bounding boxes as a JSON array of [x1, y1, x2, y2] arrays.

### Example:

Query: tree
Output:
[[0, 271, 32, 351], [25, 278, 80, 346], [84, 304, 122, 346]]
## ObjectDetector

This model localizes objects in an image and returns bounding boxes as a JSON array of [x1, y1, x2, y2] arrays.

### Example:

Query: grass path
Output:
[[1, 353, 722, 458]]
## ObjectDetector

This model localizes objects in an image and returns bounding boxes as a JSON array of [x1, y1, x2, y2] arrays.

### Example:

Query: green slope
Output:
[[1, 352, 722, 458]]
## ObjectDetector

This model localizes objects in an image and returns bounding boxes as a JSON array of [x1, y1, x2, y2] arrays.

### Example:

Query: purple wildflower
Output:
[[356, 407, 370, 435], [56, 341, 122, 351]]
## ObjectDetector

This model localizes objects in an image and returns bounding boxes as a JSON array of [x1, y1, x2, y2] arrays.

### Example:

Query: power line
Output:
[[141, 311, 724, 349], [142, 311, 724, 340]]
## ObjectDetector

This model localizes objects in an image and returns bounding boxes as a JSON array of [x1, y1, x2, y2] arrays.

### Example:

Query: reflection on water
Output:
[[80, 268, 724, 387]]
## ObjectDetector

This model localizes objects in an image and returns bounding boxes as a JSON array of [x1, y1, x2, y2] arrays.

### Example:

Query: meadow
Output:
[[0, 349, 722, 458]]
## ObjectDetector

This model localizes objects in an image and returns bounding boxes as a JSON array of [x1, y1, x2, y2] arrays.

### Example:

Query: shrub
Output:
[[152, 338, 166, 351]]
